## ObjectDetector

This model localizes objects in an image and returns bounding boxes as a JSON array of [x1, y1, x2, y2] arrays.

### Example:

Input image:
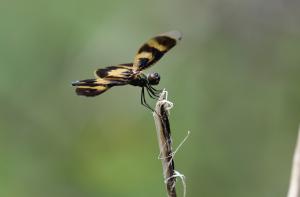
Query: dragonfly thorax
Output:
[[129, 72, 160, 87]]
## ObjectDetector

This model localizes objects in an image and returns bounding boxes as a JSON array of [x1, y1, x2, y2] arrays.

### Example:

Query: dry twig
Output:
[[153, 90, 186, 197]]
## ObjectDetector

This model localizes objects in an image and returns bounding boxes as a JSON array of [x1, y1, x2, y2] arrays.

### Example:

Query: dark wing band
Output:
[[133, 31, 182, 71]]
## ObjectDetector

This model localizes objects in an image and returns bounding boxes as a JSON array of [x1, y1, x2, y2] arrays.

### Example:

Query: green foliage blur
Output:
[[1, 0, 300, 196]]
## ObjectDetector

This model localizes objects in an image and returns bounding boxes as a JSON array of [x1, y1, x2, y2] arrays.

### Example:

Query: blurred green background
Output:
[[1, 0, 300, 196]]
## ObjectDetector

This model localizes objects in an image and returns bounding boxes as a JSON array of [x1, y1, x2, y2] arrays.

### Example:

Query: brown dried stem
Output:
[[153, 90, 177, 197]]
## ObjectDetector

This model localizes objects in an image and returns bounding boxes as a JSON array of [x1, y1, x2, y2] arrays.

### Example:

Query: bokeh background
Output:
[[1, 0, 300, 196]]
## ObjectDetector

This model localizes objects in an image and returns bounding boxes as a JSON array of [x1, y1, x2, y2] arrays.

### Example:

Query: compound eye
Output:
[[148, 72, 160, 85]]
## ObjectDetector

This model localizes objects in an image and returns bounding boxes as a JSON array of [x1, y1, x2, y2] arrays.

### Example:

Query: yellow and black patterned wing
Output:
[[72, 78, 113, 97], [133, 31, 182, 71], [94, 63, 134, 83], [72, 64, 135, 97]]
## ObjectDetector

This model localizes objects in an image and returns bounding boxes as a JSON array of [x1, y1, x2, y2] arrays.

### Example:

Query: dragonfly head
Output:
[[147, 72, 160, 86]]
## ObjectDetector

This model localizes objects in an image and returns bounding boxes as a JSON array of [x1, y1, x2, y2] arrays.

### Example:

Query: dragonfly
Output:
[[72, 30, 182, 111]]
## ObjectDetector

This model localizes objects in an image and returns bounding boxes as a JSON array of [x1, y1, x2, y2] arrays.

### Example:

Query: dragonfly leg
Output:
[[146, 84, 161, 98], [146, 86, 156, 99], [140, 87, 154, 111]]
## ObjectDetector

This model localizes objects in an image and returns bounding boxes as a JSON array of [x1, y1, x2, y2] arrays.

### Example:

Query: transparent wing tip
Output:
[[161, 30, 183, 41]]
